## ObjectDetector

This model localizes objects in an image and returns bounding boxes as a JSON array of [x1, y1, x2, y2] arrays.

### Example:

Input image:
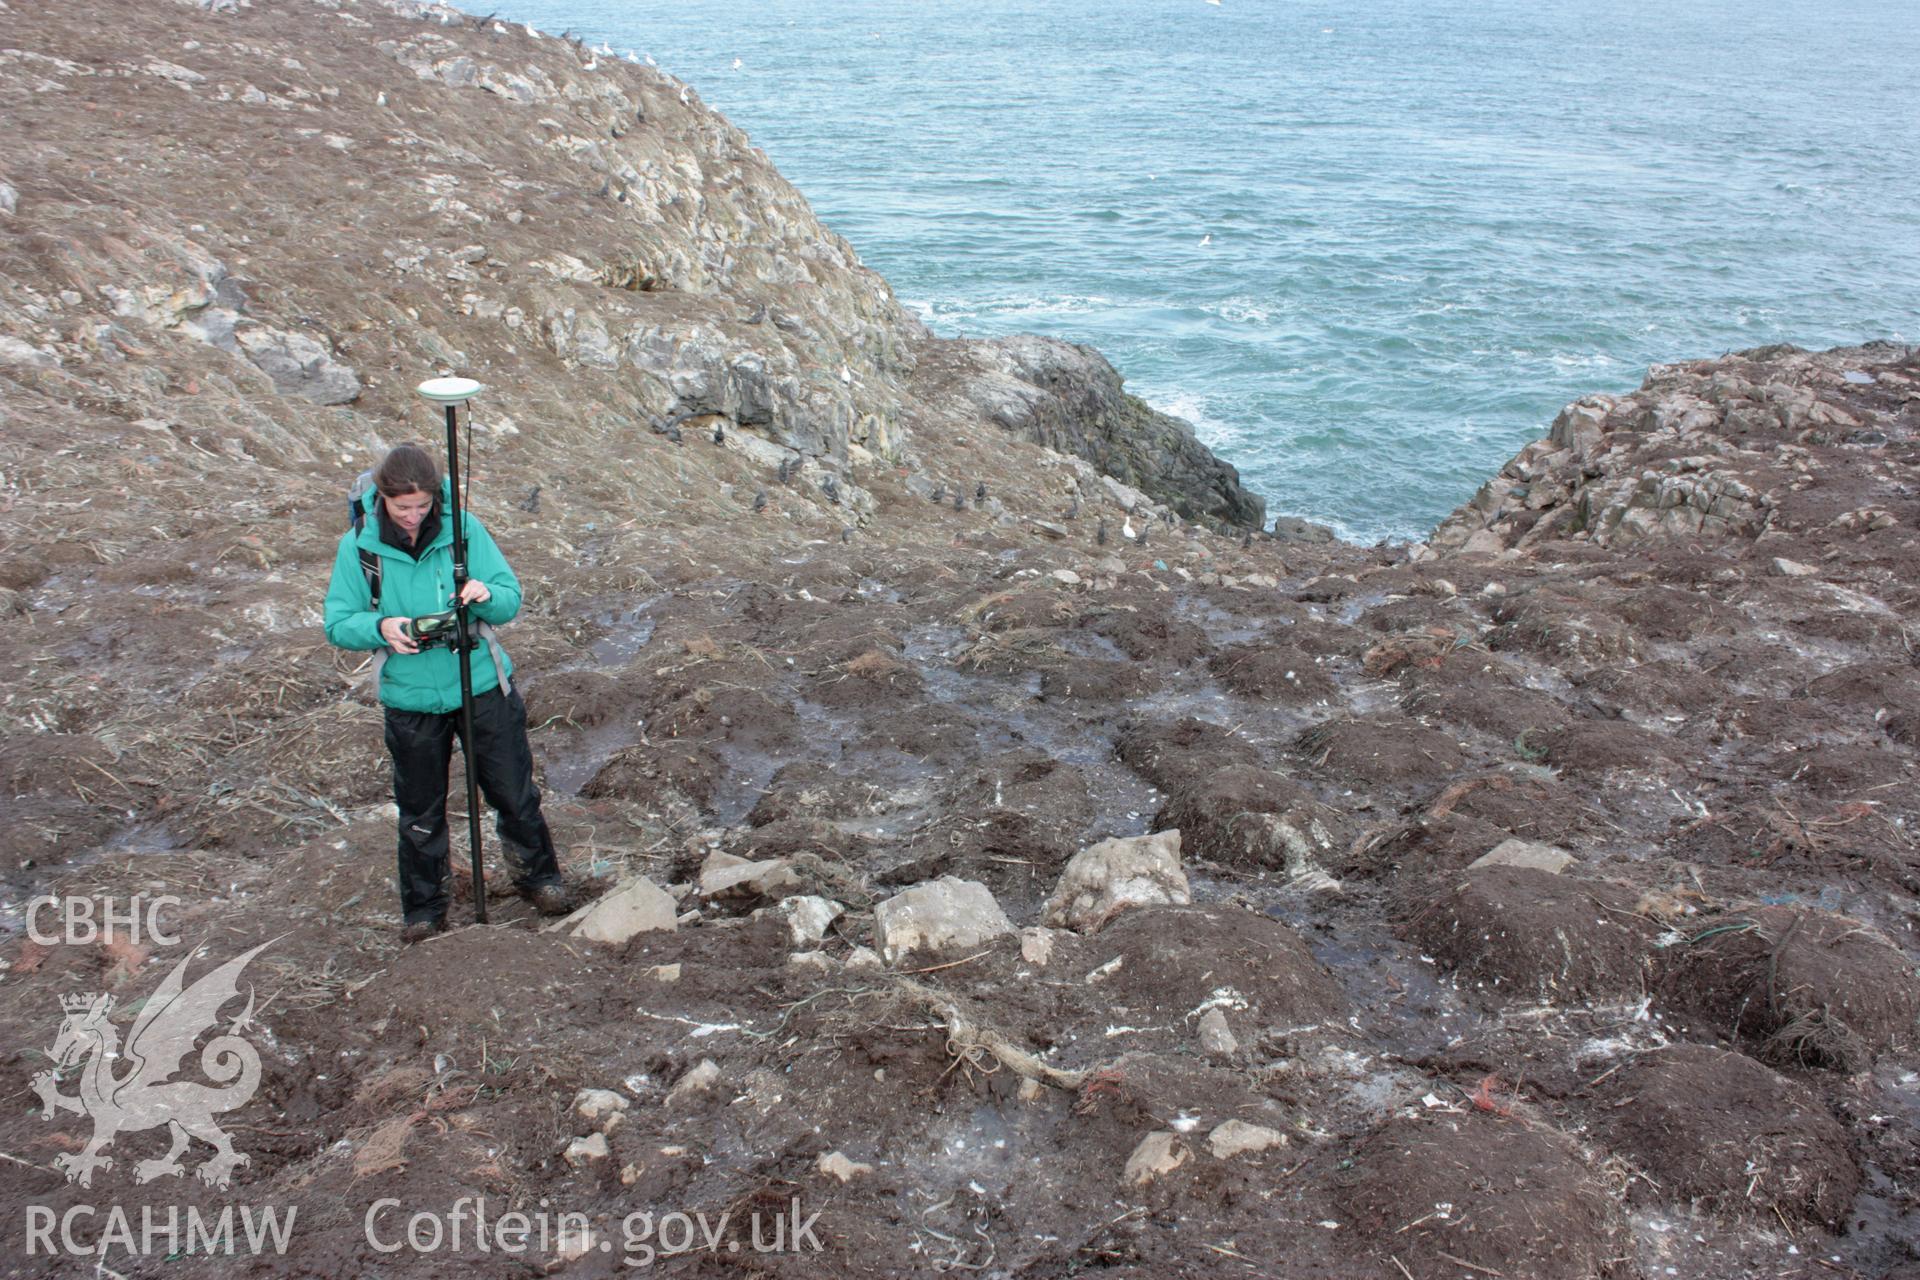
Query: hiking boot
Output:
[[520, 882, 574, 917], [400, 915, 448, 945]]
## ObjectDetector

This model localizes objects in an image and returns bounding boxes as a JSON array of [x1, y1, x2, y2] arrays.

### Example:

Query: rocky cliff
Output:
[[2, 3, 1919, 1279]]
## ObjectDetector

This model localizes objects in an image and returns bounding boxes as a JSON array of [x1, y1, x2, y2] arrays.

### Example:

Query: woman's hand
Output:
[[379, 616, 421, 655], [456, 580, 492, 607]]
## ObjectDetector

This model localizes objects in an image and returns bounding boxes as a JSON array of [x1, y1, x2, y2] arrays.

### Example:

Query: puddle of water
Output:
[[587, 592, 666, 665], [543, 720, 642, 796]]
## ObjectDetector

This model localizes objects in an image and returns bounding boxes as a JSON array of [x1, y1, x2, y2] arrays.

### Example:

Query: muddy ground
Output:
[[3, 342, 1919, 1280], [1, 2, 1919, 1277]]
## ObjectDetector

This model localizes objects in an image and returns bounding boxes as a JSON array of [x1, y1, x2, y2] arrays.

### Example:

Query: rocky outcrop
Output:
[[1429, 342, 1915, 556], [0, 0, 1247, 517], [912, 335, 1266, 529]]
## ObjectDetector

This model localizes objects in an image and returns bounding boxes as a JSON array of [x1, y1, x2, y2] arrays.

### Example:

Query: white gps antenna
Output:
[[414, 374, 490, 922]]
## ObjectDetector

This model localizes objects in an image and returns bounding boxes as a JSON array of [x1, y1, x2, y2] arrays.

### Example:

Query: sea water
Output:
[[492, 0, 1920, 542]]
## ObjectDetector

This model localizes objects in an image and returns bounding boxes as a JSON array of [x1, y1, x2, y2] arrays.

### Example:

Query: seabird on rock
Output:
[[930, 483, 945, 504], [952, 491, 966, 511], [1121, 516, 1136, 541], [712, 422, 725, 445], [752, 490, 767, 512], [840, 527, 853, 544], [1241, 530, 1252, 549], [1065, 497, 1079, 520], [743, 304, 767, 324], [1137, 525, 1150, 547], [777, 457, 792, 484], [822, 475, 840, 504], [517, 484, 541, 514], [975, 481, 987, 502], [1097, 518, 1108, 546], [664, 425, 682, 443]]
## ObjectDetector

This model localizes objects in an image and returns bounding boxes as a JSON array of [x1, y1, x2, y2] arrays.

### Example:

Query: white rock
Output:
[[1123, 1131, 1189, 1185], [0, 336, 54, 368], [235, 324, 361, 404], [1051, 569, 1082, 586], [573, 1088, 630, 1125], [1461, 529, 1506, 556], [1770, 557, 1819, 577], [772, 895, 843, 944], [845, 946, 884, 971], [1044, 831, 1189, 934], [1468, 839, 1576, 875], [1020, 927, 1056, 967], [647, 963, 682, 983], [1197, 1008, 1238, 1057], [787, 951, 832, 972], [666, 1059, 720, 1108], [1207, 1120, 1287, 1160], [571, 877, 678, 944], [873, 877, 1014, 965], [698, 851, 802, 898], [816, 1151, 873, 1182], [564, 1133, 609, 1166]]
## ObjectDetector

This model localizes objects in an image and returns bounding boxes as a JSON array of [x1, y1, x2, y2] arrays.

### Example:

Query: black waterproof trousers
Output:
[[384, 685, 563, 923]]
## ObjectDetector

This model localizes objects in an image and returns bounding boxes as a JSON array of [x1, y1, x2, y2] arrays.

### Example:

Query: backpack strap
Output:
[[358, 547, 382, 609]]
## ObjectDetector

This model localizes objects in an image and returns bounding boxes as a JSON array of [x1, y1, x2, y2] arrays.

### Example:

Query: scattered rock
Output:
[[699, 851, 803, 899], [1206, 1120, 1285, 1160], [1467, 838, 1576, 874], [666, 1059, 721, 1108], [816, 1151, 873, 1183], [1123, 1131, 1189, 1185], [1196, 1008, 1238, 1058], [572, 1088, 629, 1126], [1019, 926, 1056, 967], [1043, 830, 1190, 933], [771, 894, 843, 944], [570, 877, 678, 945], [564, 1133, 609, 1166], [874, 876, 1015, 964]]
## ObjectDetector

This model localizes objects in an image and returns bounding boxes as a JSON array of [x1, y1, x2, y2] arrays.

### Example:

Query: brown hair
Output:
[[374, 443, 441, 498]]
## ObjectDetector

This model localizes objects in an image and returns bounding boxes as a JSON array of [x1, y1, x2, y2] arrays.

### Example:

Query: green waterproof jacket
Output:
[[323, 478, 521, 713]]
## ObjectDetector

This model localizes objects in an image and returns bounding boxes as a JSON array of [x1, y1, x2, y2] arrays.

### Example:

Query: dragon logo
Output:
[[32, 942, 270, 1189]]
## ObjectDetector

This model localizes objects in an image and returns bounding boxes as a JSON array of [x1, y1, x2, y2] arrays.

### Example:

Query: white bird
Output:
[[645, 53, 657, 66], [839, 364, 854, 385], [1122, 517, 1137, 540], [732, 57, 743, 69], [524, 23, 541, 38], [1199, 233, 1212, 247], [679, 85, 691, 105]]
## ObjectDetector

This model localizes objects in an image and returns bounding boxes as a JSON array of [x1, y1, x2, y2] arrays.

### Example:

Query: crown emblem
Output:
[[60, 992, 106, 1013]]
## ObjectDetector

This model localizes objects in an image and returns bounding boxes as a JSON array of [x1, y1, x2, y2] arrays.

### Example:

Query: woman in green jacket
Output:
[[323, 443, 572, 942]]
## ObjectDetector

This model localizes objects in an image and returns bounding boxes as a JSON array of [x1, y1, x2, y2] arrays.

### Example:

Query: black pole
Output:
[[443, 400, 488, 924]]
